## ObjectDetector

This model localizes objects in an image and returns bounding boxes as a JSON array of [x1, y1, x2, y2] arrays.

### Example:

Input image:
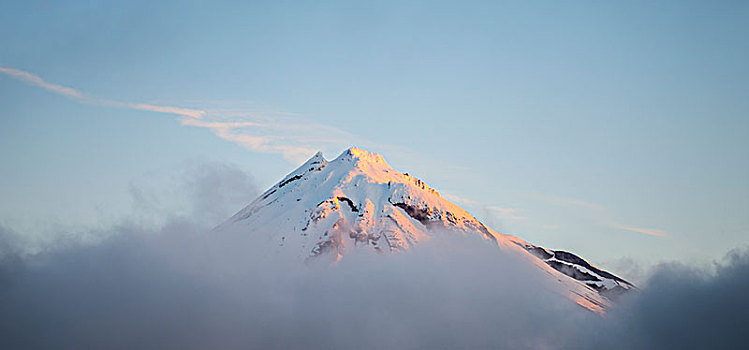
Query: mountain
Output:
[[217, 147, 633, 312]]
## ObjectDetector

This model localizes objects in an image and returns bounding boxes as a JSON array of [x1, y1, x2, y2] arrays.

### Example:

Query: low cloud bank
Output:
[[0, 222, 593, 349], [579, 249, 749, 349], [0, 163, 747, 349]]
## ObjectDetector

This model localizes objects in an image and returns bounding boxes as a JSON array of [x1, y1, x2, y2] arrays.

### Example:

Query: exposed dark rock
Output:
[[261, 189, 277, 200], [278, 174, 303, 188], [546, 261, 601, 282], [553, 251, 632, 286], [515, 243, 635, 297], [337, 197, 359, 212], [392, 203, 432, 226], [526, 246, 554, 260]]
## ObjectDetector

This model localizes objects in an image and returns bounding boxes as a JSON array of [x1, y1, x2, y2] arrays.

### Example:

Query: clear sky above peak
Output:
[[1, 1, 747, 277]]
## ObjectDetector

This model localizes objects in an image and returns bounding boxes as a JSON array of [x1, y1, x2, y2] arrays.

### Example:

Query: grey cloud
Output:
[[0, 162, 747, 349], [576, 248, 749, 350], [0, 222, 596, 349]]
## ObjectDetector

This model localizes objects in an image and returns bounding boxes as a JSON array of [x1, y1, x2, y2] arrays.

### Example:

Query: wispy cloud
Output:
[[484, 206, 526, 222], [111, 102, 206, 119], [442, 193, 477, 206], [176, 111, 363, 163], [542, 195, 668, 238], [612, 224, 668, 237], [450, 192, 669, 238], [443, 193, 528, 226], [0, 67, 84, 99], [183, 117, 318, 163], [0, 66, 363, 163], [543, 195, 606, 211], [0, 67, 206, 119]]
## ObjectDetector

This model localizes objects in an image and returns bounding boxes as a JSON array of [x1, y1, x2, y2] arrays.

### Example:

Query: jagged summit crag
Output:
[[217, 147, 634, 312]]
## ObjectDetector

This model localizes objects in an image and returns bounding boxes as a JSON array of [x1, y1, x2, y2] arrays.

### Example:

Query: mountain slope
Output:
[[217, 147, 633, 312]]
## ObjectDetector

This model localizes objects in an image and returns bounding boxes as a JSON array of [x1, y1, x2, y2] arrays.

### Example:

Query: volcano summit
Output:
[[217, 147, 633, 312]]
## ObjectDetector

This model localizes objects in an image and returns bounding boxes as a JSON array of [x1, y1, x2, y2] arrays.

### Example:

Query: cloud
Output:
[[599, 256, 646, 285], [0, 163, 598, 349], [573, 248, 749, 349], [443, 194, 562, 234], [442, 193, 477, 206], [123, 161, 260, 235], [113, 102, 206, 119], [0, 162, 746, 349], [543, 195, 668, 238], [445, 193, 668, 239], [544, 195, 606, 211], [443, 194, 525, 222], [485, 205, 526, 222], [612, 224, 668, 238], [0, 226, 598, 349], [0, 163, 594, 348], [0, 66, 206, 119], [180, 116, 321, 163], [0, 66, 376, 163], [0, 67, 84, 98]]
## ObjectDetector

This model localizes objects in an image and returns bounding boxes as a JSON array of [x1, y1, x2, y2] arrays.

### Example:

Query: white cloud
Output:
[[612, 224, 668, 238], [485, 206, 526, 222], [115, 102, 206, 119], [443, 193, 528, 226], [0, 66, 365, 163], [0, 67, 84, 99], [0, 66, 206, 119], [543, 195, 606, 211], [542, 194, 668, 238], [442, 193, 477, 206]]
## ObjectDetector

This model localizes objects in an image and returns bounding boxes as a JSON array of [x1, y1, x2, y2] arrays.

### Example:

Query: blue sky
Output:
[[1, 1, 747, 274]]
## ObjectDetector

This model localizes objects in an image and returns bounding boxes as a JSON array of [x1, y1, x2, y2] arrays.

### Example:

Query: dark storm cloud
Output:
[[0, 162, 747, 349]]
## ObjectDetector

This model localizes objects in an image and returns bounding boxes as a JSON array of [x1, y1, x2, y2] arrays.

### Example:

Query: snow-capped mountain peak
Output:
[[218, 147, 633, 313], [334, 146, 388, 165]]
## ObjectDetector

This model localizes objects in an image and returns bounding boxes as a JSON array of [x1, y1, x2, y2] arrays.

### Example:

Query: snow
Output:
[[216, 146, 631, 312]]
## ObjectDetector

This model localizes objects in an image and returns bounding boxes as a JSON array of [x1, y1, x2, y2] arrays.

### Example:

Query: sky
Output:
[[1, 0, 748, 275]]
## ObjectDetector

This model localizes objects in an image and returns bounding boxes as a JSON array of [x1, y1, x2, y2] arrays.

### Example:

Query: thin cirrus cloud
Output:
[[443, 193, 526, 224], [445, 192, 668, 238], [0, 66, 359, 162], [484, 206, 527, 222], [0, 66, 84, 99], [179, 117, 323, 163], [543, 195, 669, 238], [0, 67, 205, 119], [176, 112, 364, 163], [543, 195, 607, 211], [612, 224, 668, 238]]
